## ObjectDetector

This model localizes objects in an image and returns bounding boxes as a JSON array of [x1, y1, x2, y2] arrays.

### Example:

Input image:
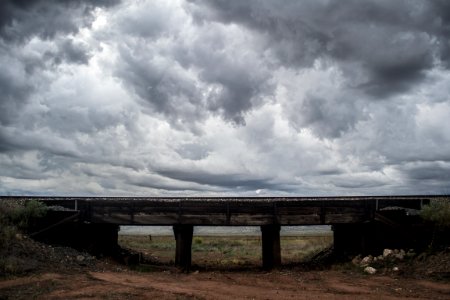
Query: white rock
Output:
[[392, 267, 399, 272], [395, 253, 404, 260], [360, 256, 373, 266], [76, 255, 85, 262], [352, 256, 361, 265], [383, 249, 393, 257], [364, 266, 377, 274], [406, 250, 416, 258]]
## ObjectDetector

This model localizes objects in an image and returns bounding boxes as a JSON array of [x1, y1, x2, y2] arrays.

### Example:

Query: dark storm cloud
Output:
[[175, 143, 210, 161], [0, 126, 79, 157], [0, 0, 120, 42], [404, 163, 450, 181], [184, 0, 450, 145], [0, 0, 120, 143], [157, 169, 295, 192], [115, 47, 207, 129], [428, 1, 450, 66], [330, 177, 387, 189], [190, 0, 449, 97], [396, 161, 450, 194], [128, 177, 207, 192], [293, 93, 360, 138], [54, 39, 91, 65], [117, 40, 272, 126], [112, 2, 273, 127], [0, 57, 33, 126], [1, 0, 449, 196], [177, 32, 273, 124], [200, 56, 273, 125]]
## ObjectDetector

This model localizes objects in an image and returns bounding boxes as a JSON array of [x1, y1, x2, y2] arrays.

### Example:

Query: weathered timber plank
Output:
[[320, 200, 368, 208], [229, 214, 275, 225], [99, 206, 180, 213], [181, 201, 227, 207], [92, 213, 181, 225], [91, 212, 367, 225], [324, 207, 366, 214], [90, 213, 134, 224], [179, 207, 228, 214], [277, 215, 321, 225], [130, 214, 179, 225], [228, 206, 274, 214], [276, 207, 321, 215], [324, 214, 367, 224], [179, 214, 227, 225]]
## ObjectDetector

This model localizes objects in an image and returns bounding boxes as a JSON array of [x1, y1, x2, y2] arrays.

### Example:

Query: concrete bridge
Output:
[[2, 196, 442, 270]]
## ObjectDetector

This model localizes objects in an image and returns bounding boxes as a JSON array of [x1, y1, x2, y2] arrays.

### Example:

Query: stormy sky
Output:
[[1, 0, 449, 196]]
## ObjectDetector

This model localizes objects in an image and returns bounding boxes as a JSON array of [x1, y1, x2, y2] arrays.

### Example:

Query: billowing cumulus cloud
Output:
[[111, 2, 273, 126], [0, 0, 449, 196]]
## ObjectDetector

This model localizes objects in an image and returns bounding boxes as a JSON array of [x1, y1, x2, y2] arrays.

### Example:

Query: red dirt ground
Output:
[[1, 234, 449, 299], [1, 265, 450, 299]]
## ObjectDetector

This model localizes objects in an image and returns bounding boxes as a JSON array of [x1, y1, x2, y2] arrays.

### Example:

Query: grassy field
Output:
[[119, 234, 333, 268]]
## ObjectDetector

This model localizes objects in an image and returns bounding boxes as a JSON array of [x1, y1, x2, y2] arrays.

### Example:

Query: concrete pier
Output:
[[173, 225, 194, 271], [261, 225, 281, 269]]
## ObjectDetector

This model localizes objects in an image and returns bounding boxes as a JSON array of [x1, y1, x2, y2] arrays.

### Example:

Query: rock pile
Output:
[[1, 232, 98, 276], [352, 248, 416, 275]]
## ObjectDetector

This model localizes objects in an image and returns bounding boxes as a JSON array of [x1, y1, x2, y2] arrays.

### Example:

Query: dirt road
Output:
[[1, 267, 449, 299]]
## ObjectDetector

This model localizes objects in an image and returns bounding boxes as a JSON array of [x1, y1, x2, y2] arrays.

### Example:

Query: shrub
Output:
[[421, 198, 450, 228], [194, 237, 203, 245], [11, 200, 47, 230], [0, 200, 47, 243], [420, 198, 450, 248], [0, 200, 47, 276]]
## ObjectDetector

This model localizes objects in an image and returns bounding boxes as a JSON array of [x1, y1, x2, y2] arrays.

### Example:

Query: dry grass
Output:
[[118, 234, 333, 268]]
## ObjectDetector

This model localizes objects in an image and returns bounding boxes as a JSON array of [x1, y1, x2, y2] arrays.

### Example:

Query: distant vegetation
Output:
[[420, 198, 450, 248], [0, 200, 47, 275], [0, 199, 47, 247], [420, 198, 450, 228]]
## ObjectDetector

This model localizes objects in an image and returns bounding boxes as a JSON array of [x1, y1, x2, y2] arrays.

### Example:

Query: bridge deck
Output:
[[2, 195, 440, 226]]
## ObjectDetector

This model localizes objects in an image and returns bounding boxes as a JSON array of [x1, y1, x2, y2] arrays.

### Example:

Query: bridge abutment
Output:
[[173, 224, 194, 271], [332, 218, 433, 257], [261, 224, 281, 270], [33, 215, 120, 256], [83, 223, 120, 256], [332, 223, 373, 257]]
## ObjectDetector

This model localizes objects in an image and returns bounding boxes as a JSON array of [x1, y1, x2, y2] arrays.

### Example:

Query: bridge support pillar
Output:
[[261, 224, 281, 270], [173, 225, 193, 271]]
